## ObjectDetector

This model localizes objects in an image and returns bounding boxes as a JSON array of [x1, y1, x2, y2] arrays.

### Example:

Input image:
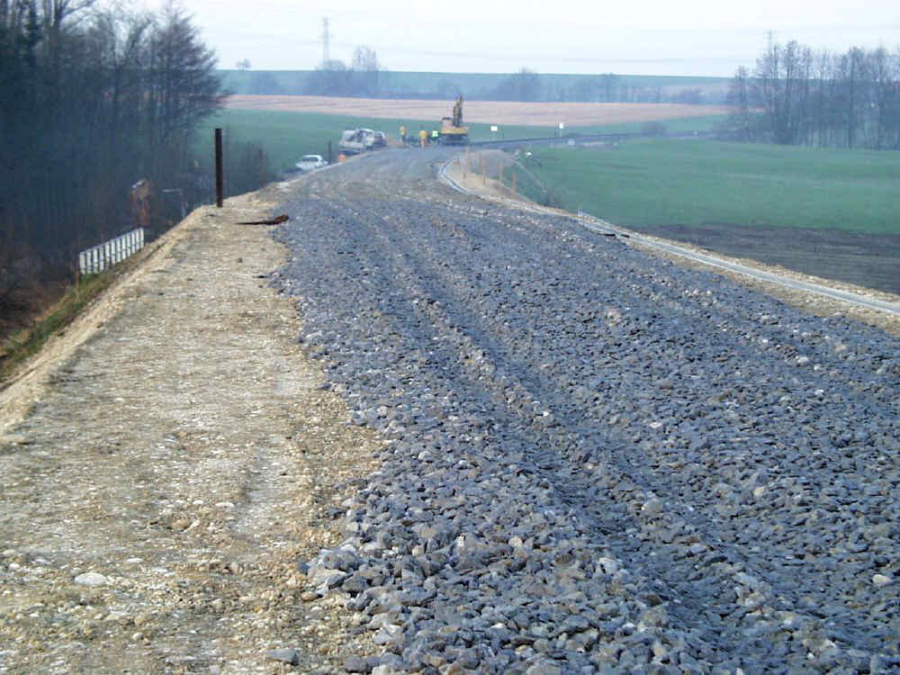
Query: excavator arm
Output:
[[452, 95, 464, 128]]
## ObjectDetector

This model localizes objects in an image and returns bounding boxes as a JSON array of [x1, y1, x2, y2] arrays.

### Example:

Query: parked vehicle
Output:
[[296, 154, 328, 171], [339, 128, 376, 155], [373, 131, 387, 147]]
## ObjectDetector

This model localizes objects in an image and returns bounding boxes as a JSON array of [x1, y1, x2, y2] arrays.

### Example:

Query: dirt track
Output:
[[0, 191, 379, 673], [224, 95, 728, 127]]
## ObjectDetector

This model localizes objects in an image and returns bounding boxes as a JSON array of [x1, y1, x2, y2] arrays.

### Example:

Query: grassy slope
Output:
[[517, 140, 900, 235], [195, 109, 727, 172], [0, 272, 116, 383]]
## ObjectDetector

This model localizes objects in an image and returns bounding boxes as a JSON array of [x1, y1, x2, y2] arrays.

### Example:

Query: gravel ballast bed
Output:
[[273, 181, 898, 673]]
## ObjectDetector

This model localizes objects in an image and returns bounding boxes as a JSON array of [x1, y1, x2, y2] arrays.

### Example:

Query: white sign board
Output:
[[559, 122, 565, 130], [490, 125, 499, 132]]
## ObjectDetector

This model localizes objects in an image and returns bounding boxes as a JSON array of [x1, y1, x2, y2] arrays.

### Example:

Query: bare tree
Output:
[[732, 37, 899, 149], [726, 66, 754, 140], [867, 47, 892, 148], [601, 73, 618, 102], [352, 45, 381, 96], [148, 3, 221, 145], [305, 46, 385, 97], [839, 47, 866, 147], [491, 67, 541, 102], [306, 58, 351, 95]]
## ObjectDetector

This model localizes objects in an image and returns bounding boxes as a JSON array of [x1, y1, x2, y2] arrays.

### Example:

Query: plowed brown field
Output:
[[224, 95, 728, 127]]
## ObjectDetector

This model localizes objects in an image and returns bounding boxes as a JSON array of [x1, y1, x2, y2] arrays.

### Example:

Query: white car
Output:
[[296, 154, 328, 172]]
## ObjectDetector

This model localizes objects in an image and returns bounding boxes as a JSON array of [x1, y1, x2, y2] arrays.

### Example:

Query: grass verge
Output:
[[0, 271, 118, 385]]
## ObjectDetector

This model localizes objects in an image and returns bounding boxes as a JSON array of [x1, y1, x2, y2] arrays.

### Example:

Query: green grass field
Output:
[[516, 140, 900, 235], [194, 109, 728, 173], [194, 109, 568, 171]]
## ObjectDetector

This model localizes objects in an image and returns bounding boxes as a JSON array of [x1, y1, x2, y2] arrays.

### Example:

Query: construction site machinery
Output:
[[439, 95, 470, 145]]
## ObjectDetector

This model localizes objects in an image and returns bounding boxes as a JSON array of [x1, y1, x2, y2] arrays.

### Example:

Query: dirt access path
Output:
[[0, 187, 379, 673]]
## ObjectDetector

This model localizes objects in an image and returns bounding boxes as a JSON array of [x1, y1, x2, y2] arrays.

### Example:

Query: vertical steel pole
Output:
[[257, 148, 264, 188], [328, 140, 333, 164], [215, 128, 224, 208]]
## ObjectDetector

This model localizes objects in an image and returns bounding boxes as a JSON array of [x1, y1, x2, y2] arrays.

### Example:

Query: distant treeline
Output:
[[221, 64, 728, 105], [726, 39, 900, 149], [1, 1, 275, 313]]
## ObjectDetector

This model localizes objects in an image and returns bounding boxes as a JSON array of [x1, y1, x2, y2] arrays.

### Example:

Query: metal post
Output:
[[215, 128, 224, 208], [257, 148, 264, 188], [328, 140, 333, 164]]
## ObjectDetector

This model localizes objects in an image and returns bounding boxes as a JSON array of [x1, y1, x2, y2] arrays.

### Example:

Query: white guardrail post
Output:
[[77, 227, 145, 275]]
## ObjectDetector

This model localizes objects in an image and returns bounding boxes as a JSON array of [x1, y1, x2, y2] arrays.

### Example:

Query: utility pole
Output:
[[321, 18, 330, 65], [215, 128, 223, 208]]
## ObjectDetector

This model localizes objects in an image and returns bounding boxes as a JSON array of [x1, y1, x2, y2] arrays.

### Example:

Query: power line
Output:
[[322, 39, 751, 65]]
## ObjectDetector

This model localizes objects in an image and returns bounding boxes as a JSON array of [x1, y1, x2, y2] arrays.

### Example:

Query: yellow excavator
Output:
[[439, 95, 470, 145]]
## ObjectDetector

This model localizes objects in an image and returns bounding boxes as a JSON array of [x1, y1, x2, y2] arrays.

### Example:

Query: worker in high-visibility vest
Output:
[[399, 125, 407, 145], [419, 128, 428, 148]]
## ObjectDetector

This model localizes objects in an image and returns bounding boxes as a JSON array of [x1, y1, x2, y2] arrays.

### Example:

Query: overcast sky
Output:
[[158, 1, 899, 76]]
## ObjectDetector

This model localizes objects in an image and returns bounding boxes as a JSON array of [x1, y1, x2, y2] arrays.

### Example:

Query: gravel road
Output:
[[277, 149, 898, 673]]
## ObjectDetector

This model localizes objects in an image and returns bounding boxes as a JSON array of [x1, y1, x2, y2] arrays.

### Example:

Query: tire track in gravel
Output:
[[430, 192, 896, 411], [335, 198, 887, 658], [275, 151, 898, 672], [401, 194, 889, 649], [294, 197, 797, 664], [340, 204, 757, 649], [283, 198, 722, 665], [493, 205, 896, 411], [358, 197, 897, 655]]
